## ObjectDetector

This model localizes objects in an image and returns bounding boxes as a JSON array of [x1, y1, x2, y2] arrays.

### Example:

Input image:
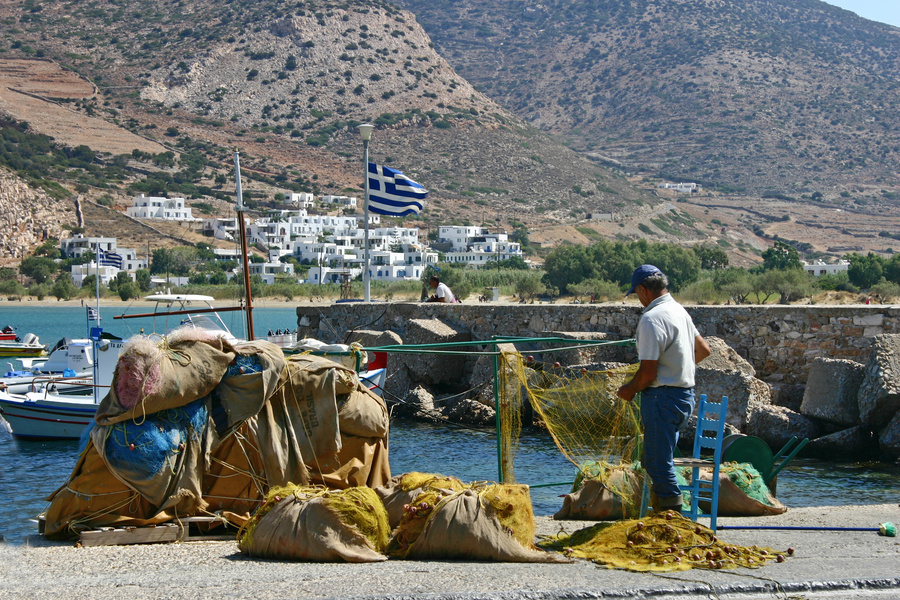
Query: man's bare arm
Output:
[[694, 334, 711, 363]]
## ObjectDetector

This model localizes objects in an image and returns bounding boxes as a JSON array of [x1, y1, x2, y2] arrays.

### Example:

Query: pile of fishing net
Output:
[[555, 461, 786, 521], [540, 510, 792, 572], [238, 485, 391, 562], [236, 473, 564, 563], [42, 329, 391, 539]]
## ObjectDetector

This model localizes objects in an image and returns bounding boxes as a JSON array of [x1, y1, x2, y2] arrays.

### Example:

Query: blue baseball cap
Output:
[[626, 264, 664, 295]]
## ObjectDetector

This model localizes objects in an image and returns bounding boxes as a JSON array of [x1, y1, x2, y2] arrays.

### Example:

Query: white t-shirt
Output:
[[635, 293, 699, 388], [435, 282, 455, 303]]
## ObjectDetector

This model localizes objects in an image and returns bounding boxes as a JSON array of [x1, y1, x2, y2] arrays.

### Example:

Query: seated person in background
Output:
[[425, 275, 456, 303]]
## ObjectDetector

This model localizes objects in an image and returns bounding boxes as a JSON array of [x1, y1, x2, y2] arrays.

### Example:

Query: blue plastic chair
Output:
[[639, 394, 729, 531]]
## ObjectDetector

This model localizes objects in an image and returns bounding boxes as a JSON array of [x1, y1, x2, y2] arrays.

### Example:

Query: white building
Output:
[[287, 192, 315, 208], [236, 261, 296, 285], [60, 235, 147, 286], [70, 263, 121, 287], [321, 195, 358, 210], [126, 194, 197, 221], [803, 260, 850, 277], [657, 182, 700, 194], [203, 217, 239, 241], [436, 226, 523, 267]]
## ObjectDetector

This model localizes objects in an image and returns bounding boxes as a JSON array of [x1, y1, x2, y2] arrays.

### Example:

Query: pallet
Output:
[[74, 517, 237, 547]]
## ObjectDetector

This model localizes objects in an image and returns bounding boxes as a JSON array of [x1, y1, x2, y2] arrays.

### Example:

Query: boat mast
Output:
[[234, 151, 255, 341]]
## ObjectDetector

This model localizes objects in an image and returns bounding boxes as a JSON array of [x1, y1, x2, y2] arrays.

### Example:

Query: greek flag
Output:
[[366, 162, 428, 216], [86, 307, 99, 322], [99, 250, 123, 269]]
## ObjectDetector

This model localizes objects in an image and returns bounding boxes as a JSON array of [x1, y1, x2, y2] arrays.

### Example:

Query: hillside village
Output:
[[61, 192, 524, 288]]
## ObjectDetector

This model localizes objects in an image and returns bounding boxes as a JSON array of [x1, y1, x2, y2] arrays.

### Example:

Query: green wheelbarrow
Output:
[[722, 434, 809, 495]]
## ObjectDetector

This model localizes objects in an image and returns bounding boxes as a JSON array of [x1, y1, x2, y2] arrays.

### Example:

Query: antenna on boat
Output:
[[234, 150, 255, 341]]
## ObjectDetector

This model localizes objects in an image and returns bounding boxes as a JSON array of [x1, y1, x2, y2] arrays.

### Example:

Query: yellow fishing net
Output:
[[540, 511, 789, 572], [496, 351, 641, 483]]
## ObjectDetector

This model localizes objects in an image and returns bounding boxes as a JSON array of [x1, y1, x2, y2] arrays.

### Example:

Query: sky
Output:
[[821, 1, 900, 27]]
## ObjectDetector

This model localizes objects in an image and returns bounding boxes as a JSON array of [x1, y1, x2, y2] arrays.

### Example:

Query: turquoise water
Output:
[[1, 304, 898, 544]]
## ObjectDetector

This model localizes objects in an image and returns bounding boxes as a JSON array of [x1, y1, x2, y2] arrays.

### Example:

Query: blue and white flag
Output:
[[366, 162, 428, 216], [99, 250, 123, 269], [86, 307, 99, 322]]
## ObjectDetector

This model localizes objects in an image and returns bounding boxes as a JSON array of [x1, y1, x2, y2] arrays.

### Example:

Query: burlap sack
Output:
[[309, 433, 391, 490], [337, 386, 389, 439], [212, 340, 286, 432], [374, 473, 467, 528], [238, 487, 389, 562], [43, 440, 170, 539], [96, 331, 236, 426], [693, 469, 788, 516], [554, 473, 643, 520], [555, 467, 788, 521], [398, 489, 566, 562]]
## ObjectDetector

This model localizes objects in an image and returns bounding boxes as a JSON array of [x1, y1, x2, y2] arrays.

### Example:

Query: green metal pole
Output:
[[494, 351, 503, 483]]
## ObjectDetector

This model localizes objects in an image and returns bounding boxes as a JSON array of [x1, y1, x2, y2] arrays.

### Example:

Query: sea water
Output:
[[1, 304, 898, 544]]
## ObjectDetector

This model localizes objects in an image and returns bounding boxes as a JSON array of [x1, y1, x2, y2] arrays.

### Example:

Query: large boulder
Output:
[[345, 329, 403, 365], [695, 367, 771, 430], [440, 396, 495, 427], [804, 426, 874, 459], [701, 336, 756, 377], [745, 405, 820, 451], [800, 357, 864, 426], [877, 411, 900, 460], [857, 334, 900, 425], [536, 331, 631, 367], [399, 319, 473, 386], [768, 382, 806, 413]]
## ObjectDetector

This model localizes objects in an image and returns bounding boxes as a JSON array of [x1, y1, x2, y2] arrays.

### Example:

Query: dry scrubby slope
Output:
[[0, 0, 654, 233], [393, 0, 900, 195]]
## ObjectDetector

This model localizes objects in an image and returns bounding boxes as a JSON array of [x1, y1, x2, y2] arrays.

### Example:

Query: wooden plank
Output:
[[79, 524, 179, 547]]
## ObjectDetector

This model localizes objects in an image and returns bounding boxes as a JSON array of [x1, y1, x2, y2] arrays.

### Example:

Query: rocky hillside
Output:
[[0, 171, 70, 267], [393, 0, 900, 196], [0, 0, 654, 240]]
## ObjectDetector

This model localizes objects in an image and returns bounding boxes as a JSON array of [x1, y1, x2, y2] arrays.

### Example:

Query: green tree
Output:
[[846, 252, 884, 289], [715, 268, 753, 304], [515, 271, 546, 301], [209, 271, 228, 285], [768, 269, 815, 304], [19, 256, 58, 284], [541, 245, 597, 291], [693, 244, 729, 270], [567, 278, 620, 302], [134, 268, 151, 292], [51, 272, 77, 300], [761, 241, 802, 271], [117, 280, 138, 301], [884, 254, 900, 285], [0, 278, 25, 298], [0, 267, 17, 280]]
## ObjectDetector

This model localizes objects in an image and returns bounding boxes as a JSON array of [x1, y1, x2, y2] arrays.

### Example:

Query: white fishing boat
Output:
[[0, 336, 126, 440]]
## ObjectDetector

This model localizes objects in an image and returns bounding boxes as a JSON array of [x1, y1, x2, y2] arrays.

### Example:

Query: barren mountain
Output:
[[0, 0, 897, 268], [393, 0, 900, 196]]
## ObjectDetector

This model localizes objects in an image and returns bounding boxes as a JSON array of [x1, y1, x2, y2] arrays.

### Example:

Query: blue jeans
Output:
[[640, 386, 695, 507]]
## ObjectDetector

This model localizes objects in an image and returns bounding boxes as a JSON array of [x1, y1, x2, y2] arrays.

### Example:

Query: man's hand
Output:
[[617, 359, 658, 401]]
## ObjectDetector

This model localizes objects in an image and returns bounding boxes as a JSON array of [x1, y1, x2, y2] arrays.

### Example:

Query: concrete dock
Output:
[[1, 504, 898, 600]]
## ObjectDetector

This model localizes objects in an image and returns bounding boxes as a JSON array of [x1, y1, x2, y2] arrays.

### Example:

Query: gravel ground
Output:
[[1, 504, 898, 600]]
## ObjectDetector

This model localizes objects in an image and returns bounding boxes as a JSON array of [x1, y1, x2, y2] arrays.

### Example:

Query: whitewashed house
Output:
[[127, 194, 197, 221], [436, 226, 523, 267]]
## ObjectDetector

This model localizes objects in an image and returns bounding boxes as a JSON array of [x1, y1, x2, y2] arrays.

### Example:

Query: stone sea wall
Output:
[[295, 303, 900, 384]]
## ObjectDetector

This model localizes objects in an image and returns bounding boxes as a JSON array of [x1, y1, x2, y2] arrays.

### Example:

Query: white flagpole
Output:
[[358, 124, 374, 302]]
